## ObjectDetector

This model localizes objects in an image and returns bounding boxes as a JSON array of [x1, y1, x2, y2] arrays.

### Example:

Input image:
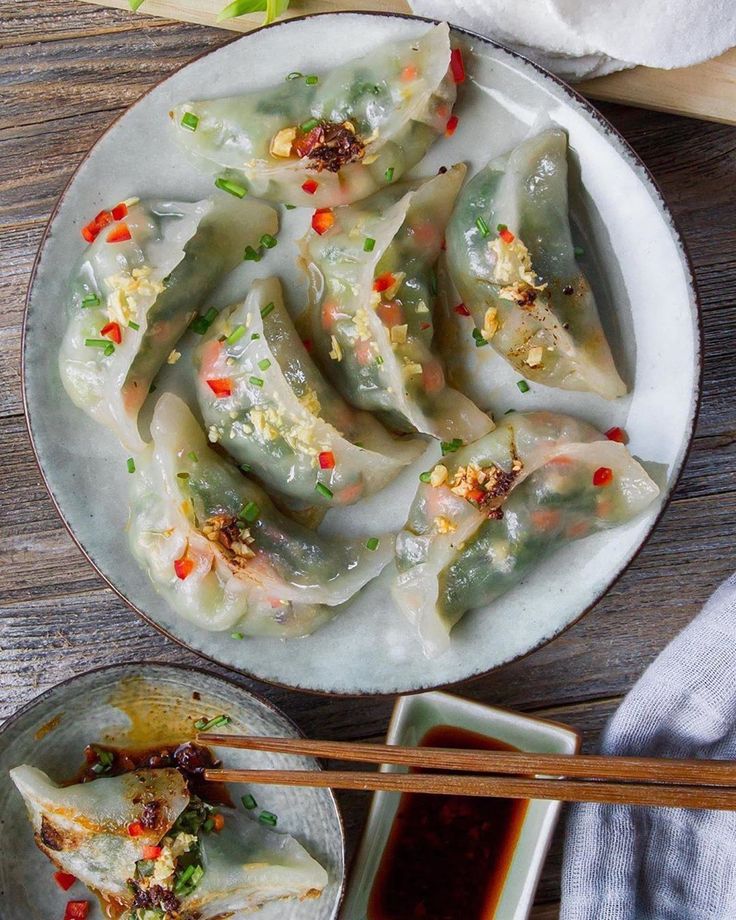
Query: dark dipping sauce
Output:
[[367, 725, 528, 920]]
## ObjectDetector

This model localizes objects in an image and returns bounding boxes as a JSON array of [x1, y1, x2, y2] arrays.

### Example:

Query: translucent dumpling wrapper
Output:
[[300, 163, 494, 441], [446, 128, 627, 400], [170, 23, 457, 207], [59, 195, 277, 451], [393, 412, 659, 656], [194, 276, 423, 510], [129, 393, 394, 637], [11, 765, 328, 917]]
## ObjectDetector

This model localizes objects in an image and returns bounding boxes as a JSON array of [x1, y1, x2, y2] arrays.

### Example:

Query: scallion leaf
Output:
[[366, 537, 380, 551], [250, 333, 260, 341], [231, 631, 244, 640], [258, 358, 271, 371], [241, 793, 257, 810], [188, 451, 198, 463], [475, 216, 490, 237], [85, 338, 109, 349], [259, 810, 278, 826], [215, 176, 248, 199], [128, 320, 140, 330], [240, 463, 251, 473], [315, 482, 333, 499], [241, 501, 260, 522], [244, 245, 262, 262], [194, 714, 232, 732], [249, 376, 264, 388], [299, 117, 319, 133], [104, 343, 115, 356], [180, 111, 199, 131], [285, 203, 296, 210], [177, 471, 190, 480], [129, 0, 145, 10], [226, 324, 247, 345], [260, 233, 278, 249], [286, 71, 304, 81], [574, 244, 585, 258], [126, 458, 136, 474], [363, 237, 376, 252], [440, 438, 463, 456], [385, 166, 394, 182], [260, 302, 275, 319], [305, 75, 318, 85], [81, 293, 100, 308], [419, 471, 432, 483], [517, 379, 530, 393], [471, 328, 488, 348]]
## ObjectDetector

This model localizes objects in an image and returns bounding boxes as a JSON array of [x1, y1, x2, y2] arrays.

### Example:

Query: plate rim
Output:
[[0, 658, 347, 917], [21, 10, 703, 698]]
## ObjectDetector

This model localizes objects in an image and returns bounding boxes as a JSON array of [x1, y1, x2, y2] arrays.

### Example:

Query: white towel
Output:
[[561, 573, 736, 920]]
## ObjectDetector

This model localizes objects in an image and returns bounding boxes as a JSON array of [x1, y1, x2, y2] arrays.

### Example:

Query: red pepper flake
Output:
[[499, 227, 515, 244], [445, 115, 459, 137], [605, 426, 627, 444], [593, 467, 614, 487], [311, 208, 334, 235], [127, 821, 144, 837], [301, 178, 319, 195], [212, 813, 226, 832], [450, 47, 466, 83], [54, 872, 77, 891], [454, 302, 471, 316], [318, 451, 336, 470], [100, 321, 122, 344], [174, 556, 194, 580], [106, 223, 132, 244], [64, 902, 89, 920], [206, 378, 233, 397], [373, 272, 395, 293], [142, 845, 162, 860], [401, 64, 418, 81], [111, 201, 128, 221]]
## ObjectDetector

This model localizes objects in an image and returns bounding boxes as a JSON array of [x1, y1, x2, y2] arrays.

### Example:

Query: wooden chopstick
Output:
[[203, 767, 736, 810], [198, 733, 736, 788]]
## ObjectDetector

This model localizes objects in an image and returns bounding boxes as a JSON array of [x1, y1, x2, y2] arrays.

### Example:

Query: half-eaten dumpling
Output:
[[129, 392, 393, 637], [194, 276, 423, 509], [393, 412, 658, 656], [59, 195, 277, 451], [446, 129, 626, 399], [10, 764, 328, 917], [300, 164, 494, 441], [170, 23, 457, 207]]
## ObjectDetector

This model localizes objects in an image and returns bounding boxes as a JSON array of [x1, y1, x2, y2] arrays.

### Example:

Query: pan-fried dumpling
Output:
[[194, 277, 423, 509], [446, 129, 626, 399], [59, 195, 277, 451], [170, 23, 457, 207], [393, 412, 658, 656], [300, 164, 494, 441], [11, 765, 328, 917], [129, 393, 393, 637]]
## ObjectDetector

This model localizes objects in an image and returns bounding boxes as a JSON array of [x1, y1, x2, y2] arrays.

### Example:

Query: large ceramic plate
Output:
[[23, 13, 700, 694], [0, 662, 345, 918]]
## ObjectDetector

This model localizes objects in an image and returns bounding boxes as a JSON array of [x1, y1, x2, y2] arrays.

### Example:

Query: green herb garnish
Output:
[[299, 117, 319, 133], [363, 237, 376, 252], [128, 320, 140, 330], [260, 233, 278, 249], [260, 301, 275, 319], [419, 471, 432, 483], [366, 537, 380, 551], [244, 245, 262, 262], [242, 793, 258, 810], [258, 358, 271, 371], [126, 458, 136, 474], [194, 714, 232, 732], [475, 216, 490, 237], [226, 324, 247, 345], [215, 176, 248, 198], [315, 482, 333, 499], [180, 111, 199, 131], [249, 376, 264, 388], [385, 166, 394, 182], [259, 810, 278, 826], [441, 438, 463, 456], [81, 293, 100, 308], [471, 328, 488, 348], [517, 379, 530, 393], [241, 501, 260, 522]]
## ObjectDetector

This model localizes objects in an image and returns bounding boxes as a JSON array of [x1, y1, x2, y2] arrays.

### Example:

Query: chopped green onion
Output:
[[215, 177, 248, 198], [85, 338, 109, 349], [104, 343, 115, 356], [363, 237, 376, 252], [188, 451, 198, 463], [260, 233, 278, 249], [258, 358, 271, 371], [284, 204, 296, 210], [202, 817, 214, 833], [475, 216, 490, 237], [175, 863, 196, 892], [226, 324, 247, 345], [129, 0, 145, 10], [240, 463, 251, 473], [472, 328, 488, 348], [504, 408, 514, 415], [190, 317, 209, 335], [385, 166, 395, 182], [180, 111, 199, 131], [574, 244, 585, 258], [177, 472, 190, 480], [128, 320, 140, 330], [126, 458, 136, 474], [81, 293, 100, 308], [241, 501, 260, 522], [375, 355, 384, 366], [241, 793, 257, 810], [419, 471, 432, 483], [299, 117, 319, 133], [517, 379, 530, 393], [249, 376, 264, 388], [441, 438, 463, 456], [315, 482, 333, 499], [194, 714, 232, 732], [244, 245, 262, 262], [204, 307, 218, 323], [305, 75, 319, 85], [259, 810, 278, 826], [231, 631, 244, 640], [250, 333, 260, 341], [260, 302, 275, 319], [286, 71, 304, 80], [366, 537, 380, 551]]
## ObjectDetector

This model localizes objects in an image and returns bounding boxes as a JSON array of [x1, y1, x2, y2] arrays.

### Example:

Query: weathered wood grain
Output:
[[2, 2, 735, 914]]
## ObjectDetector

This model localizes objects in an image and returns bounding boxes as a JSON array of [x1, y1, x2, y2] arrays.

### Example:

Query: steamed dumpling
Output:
[[393, 412, 658, 656], [301, 164, 494, 441], [129, 393, 394, 637], [59, 195, 277, 451], [446, 128, 626, 399], [194, 276, 423, 509], [170, 23, 457, 207]]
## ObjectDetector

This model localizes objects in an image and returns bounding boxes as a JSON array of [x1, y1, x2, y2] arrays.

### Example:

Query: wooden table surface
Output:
[[2, 3, 736, 916]]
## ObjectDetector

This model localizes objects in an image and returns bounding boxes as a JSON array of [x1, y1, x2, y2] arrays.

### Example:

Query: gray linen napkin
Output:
[[561, 573, 736, 920]]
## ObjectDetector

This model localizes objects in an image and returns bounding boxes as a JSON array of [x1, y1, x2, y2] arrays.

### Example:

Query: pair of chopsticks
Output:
[[198, 733, 736, 811]]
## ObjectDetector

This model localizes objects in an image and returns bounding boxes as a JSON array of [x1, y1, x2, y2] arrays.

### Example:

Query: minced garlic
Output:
[[104, 265, 164, 326], [167, 349, 181, 365], [390, 324, 408, 346], [429, 464, 448, 487], [482, 307, 499, 342], [525, 346, 544, 368], [207, 425, 220, 443], [270, 127, 296, 158], [434, 515, 457, 535], [329, 335, 343, 362]]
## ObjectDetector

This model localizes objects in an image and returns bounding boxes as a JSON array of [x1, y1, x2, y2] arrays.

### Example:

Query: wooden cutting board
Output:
[[79, 0, 736, 125]]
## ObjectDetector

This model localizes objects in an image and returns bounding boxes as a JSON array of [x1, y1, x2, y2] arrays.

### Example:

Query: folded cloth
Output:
[[561, 573, 736, 920]]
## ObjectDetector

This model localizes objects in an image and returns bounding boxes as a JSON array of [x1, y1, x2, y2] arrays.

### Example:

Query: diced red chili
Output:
[[467, 488, 485, 503], [106, 223, 132, 244], [301, 178, 319, 195], [142, 845, 162, 860], [54, 872, 77, 891], [593, 467, 614, 487], [111, 201, 128, 221], [318, 451, 336, 470], [373, 273, 395, 293], [445, 115, 459, 137], [174, 557, 194, 580], [311, 208, 334, 235], [401, 64, 418, 81], [127, 821, 144, 837], [206, 378, 233, 398], [64, 902, 89, 920], [499, 227, 515, 244], [454, 302, 471, 317], [81, 225, 96, 243], [81, 209, 113, 243], [420, 322, 431, 331], [450, 47, 466, 83], [100, 322, 122, 344], [605, 426, 627, 444]]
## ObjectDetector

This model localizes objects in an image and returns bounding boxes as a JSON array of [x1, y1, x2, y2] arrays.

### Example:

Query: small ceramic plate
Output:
[[343, 691, 580, 919], [23, 13, 700, 694], [0, 662, 345, 919]]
